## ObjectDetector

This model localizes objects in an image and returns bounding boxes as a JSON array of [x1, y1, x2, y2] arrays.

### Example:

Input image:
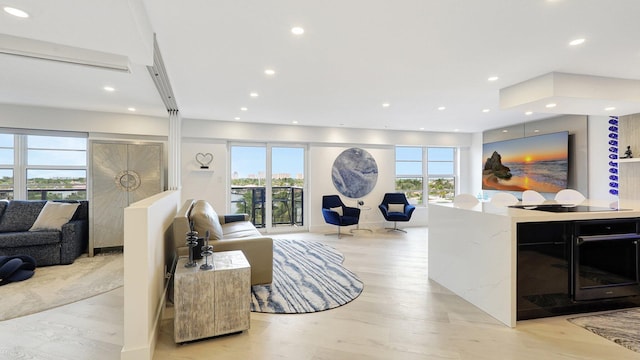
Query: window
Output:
[[0, 134, 13, 200], [26, 135, 87, 200], [427, 147, 455, 202], [395, 146, 457, 205], [0, 131, 87, 200], [395, 147, 423, 204]]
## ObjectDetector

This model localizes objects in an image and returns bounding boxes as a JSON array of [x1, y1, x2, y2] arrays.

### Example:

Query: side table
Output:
[[173, 250, 251, 343], [351, 205, 373, 233]]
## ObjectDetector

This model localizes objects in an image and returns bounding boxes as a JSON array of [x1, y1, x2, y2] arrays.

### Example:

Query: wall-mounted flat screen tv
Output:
[[482, 131, 569, 193]]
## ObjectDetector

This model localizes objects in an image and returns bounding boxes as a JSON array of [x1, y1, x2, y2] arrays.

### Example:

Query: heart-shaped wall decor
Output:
[[196, 152, 213, 168]]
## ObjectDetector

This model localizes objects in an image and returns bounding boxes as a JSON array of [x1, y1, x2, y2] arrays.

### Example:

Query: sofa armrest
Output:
[[219, 213, 250, 224], [60, 219, 88, 264], [212, 236, 273, 284]]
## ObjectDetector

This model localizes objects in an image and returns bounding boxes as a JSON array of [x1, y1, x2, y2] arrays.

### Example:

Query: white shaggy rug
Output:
[[0, 251, 123, 321]]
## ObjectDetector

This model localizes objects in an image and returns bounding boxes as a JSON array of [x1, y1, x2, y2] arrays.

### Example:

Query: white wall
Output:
[[0, 103, 168, 136], [121, 190, 180, 360], [180, 138, 228, 211], [307, 144, 404, 231], [181, 119, 474, 230]]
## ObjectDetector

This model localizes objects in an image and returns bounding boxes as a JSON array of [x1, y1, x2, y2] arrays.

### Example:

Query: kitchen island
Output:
[[428, 199, 640, 327]]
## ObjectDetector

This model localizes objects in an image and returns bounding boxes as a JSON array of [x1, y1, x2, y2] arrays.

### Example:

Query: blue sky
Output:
[[231, 146, 304, 178], [0, 134, 86, 179]]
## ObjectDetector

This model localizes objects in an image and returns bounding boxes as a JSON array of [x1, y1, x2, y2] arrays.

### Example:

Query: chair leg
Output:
[[325, 226, 353, 238], [386, 222, 407, 233]]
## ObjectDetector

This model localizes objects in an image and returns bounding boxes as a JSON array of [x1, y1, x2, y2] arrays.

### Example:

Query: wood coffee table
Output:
[[173, 250, 251, 343]]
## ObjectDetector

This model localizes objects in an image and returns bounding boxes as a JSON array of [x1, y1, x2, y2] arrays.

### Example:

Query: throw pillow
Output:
[[190, 200, 224, 240], [388, 203, 405, 213], [29, 201, 80, 231], [330, 206, 343, 216], [0, 201, 46, 232]]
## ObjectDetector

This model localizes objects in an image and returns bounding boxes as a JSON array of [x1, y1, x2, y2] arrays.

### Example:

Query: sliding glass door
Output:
[[230, 144, 306, 232]]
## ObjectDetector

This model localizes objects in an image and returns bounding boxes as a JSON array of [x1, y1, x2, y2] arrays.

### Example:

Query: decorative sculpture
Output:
[[608, 116, 619, 196], [196, 152, 213, 169], [200, 230, 213, 270], [621, 145, 633, 159], [185, 221, 198, 268]]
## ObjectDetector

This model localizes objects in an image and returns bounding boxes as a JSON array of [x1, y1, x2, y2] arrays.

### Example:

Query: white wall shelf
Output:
[[192, 168, 214, 172], [618, 158, 640, 163]]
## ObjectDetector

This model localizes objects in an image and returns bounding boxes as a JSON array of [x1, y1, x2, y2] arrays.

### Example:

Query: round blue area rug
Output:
[[250, 239, 363, 314]]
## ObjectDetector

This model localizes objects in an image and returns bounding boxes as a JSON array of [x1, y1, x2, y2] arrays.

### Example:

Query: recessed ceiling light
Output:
[[533, 129, 540, 133], [3, 6, 29, 18], [488, 76, 499, 82], [249, 92, 259, 97], [127, 107, 136, 112], [264, 69, 275, 76], [438, 106, 446, 111], [605, 106, 616, 111], [234, 117, 241, 120], [103, 86, 115, 92], [382, 103, 390, 108], [292, 120, 298, 124], [502, 130, 509, 133], [569, 38, 586, 46], [545, 103, 557, 108], [291, 27, 305, 35], [419, 127, 425, 130], [240, 107, 248, 111], [525, 111, 533, 115], [453, 129, 460, 132], [482, 108, 490, 113]]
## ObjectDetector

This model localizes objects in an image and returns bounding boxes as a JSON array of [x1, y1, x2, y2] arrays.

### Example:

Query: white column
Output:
[[168, 110, 181, 190]]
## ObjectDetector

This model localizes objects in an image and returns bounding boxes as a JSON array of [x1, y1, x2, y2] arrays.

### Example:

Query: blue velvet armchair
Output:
[[322, 195, 360, 238], [378, 193, 415, 232]]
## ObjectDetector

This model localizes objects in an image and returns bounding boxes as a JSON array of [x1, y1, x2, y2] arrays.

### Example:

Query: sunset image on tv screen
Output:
[[482, 131, 569, 192]]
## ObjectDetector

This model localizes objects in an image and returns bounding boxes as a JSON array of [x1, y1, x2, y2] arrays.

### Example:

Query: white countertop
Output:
[[428, 198, 640, 327], [430, 199, 640, 223]]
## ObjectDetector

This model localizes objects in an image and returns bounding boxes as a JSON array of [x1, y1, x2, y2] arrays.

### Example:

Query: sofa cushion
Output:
[[0, 201, 46, 232], [29, 201, 80, 231], [222, 221, 262, 238], [0, 231, 61, 248], [190, 200, 224, 240]]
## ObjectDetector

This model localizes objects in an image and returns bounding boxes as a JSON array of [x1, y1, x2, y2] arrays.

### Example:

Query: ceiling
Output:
[[1, 0, 640, 133]]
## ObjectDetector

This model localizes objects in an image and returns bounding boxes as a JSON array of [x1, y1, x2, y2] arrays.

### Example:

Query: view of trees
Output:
[[231, 177, 304, 227], [0, 176, 86, 200], [396, 177, 423, 204], [395, 177, 455, 203], [428, 177, 455, 201]]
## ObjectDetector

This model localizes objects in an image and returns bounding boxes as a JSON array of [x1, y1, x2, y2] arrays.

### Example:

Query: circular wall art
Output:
[[331, 148, 378, 198]]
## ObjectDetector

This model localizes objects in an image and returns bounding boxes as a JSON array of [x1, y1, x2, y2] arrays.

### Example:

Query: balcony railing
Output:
[[0, 188, 87, 201], [231, 186, 303, 228]]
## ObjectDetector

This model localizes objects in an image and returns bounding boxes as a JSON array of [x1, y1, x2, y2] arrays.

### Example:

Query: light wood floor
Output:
[[1, 227, 639, 359]]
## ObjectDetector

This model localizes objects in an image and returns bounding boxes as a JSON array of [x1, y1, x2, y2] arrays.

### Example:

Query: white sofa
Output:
[[172, 199, 273, 285]]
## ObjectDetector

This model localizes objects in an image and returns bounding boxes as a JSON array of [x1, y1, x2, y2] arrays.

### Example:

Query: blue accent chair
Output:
[[322, 195, 360, 238], [378, 193, 415, 232]]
